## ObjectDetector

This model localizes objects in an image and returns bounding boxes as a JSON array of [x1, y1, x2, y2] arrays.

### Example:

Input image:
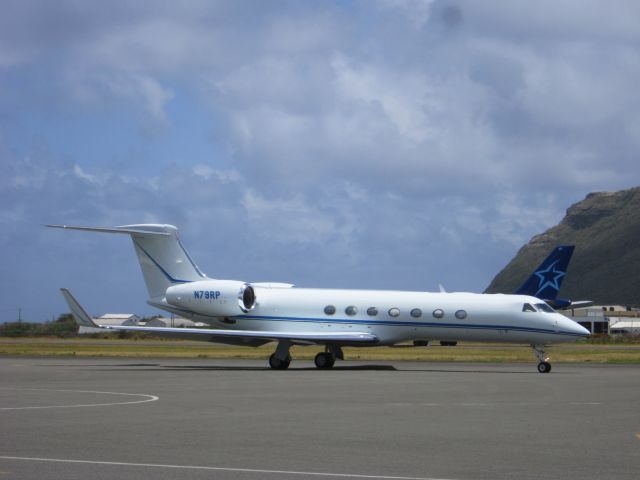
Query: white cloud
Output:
[[242, 190, 337, 245], [1, 0, 640, 314], [375, 0, 435, 29], [192, 164, 241, 184], [67, 71, 173, 126], [331, 55, 436, 144], [72, 164, 99, 184]]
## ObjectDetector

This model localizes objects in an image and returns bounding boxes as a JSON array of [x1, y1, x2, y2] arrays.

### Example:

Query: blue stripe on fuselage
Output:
[[235, 314, 585, 338]]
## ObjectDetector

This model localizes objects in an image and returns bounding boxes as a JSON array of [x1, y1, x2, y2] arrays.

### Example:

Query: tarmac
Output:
[[1, 357, 638, 480]]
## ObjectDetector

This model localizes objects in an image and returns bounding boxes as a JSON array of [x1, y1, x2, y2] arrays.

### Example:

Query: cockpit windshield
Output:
[[522, 303, 536, 312], [535, 303, 555, 313]]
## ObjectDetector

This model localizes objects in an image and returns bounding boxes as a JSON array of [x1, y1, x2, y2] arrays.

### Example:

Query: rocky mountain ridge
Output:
[[486, 187, 640, 305]]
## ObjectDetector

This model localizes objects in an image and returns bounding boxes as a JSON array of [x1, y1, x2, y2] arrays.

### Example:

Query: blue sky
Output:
[[2, 0, 639, 320]]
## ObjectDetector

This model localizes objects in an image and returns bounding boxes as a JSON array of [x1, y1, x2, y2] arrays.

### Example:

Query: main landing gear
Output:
[[269, 353, 291, 370], [314, 352, 334, 369], [314, 344, 343, 369], [531, 345, 552, 373], [269, 340, 292, 370], [268, 342, 344, 370]]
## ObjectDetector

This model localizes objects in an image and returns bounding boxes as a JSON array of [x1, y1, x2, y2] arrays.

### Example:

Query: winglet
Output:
[[60, 288, 100, 328]]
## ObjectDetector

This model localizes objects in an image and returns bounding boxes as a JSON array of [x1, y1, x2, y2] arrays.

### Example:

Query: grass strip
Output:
[[1, 338, 640, 363]]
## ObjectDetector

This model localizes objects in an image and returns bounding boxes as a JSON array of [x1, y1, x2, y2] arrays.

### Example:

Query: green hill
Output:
[[486, 187, 640, 306]]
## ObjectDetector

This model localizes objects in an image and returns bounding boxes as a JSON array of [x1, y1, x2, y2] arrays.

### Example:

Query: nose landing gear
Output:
[[537, 361, 552, 373], [531, 345, 552, 373]]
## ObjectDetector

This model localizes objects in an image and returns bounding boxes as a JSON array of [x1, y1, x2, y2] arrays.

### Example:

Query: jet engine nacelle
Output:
[[165, 280, 256, 316]]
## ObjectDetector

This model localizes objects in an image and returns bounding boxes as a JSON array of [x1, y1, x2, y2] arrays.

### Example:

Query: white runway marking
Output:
[[0, 456, 455, 480], [0, 388, 158, 410]]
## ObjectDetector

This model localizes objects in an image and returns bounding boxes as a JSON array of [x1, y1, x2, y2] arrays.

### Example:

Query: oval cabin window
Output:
[[455, 309, 467, 319], [388, 308, 400, 317], [345, 306, 358, 316], [432, 309, 444, 319], [410, 308, 422, 318], [324, 305, 336, 315]]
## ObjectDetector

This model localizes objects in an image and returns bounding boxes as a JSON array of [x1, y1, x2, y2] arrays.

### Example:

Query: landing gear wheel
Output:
[[269, 353, 291, 370], [314, 352, 335, 369], [537, 361, 551, 373]]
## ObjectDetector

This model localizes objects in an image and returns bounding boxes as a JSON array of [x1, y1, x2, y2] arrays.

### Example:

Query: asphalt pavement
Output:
[[1, 357, 639, 480]]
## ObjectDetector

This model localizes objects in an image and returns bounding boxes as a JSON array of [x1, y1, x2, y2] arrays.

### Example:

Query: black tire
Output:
[[537, 361, 551, 373], [325, 354, 335, 369], [439, 341, 458, 346], [269, 353, 291, 370], [314, 352, 335, 369]]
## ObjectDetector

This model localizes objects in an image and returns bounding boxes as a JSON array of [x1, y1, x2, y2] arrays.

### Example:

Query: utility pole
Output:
[[18, 308, 22, 322]]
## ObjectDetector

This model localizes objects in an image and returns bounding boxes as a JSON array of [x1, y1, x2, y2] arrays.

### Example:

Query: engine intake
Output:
[[239, 284, 256, 312]]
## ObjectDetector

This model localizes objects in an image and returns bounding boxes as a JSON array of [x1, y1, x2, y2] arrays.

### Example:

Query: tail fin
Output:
[[60, 288, 99, 328], [515, 245, 575, 299], [48, 224, 206, 299]]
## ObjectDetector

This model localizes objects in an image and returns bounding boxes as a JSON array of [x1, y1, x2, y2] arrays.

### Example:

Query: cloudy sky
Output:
[[2, 0, 639, 320]]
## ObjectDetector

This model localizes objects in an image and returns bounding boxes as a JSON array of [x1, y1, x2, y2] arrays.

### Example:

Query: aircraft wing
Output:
[[91, 324, 378, 344], [61, 288, 378, 345]]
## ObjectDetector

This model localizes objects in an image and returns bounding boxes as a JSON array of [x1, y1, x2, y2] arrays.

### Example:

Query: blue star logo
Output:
[[534, 259, 566, 296]]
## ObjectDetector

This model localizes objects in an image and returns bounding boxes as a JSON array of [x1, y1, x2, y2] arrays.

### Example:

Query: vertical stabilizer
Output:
[[47, 224, 206, 299], [515, 245, 575, 299]]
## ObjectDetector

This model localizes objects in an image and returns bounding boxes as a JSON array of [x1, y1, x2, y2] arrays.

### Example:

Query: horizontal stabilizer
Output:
[[60, 288, 99, 328], [47, 225, 170, 236], [567, 300, 593, 308], [49, 223, 205, 299], [554, 300, 594, 310]]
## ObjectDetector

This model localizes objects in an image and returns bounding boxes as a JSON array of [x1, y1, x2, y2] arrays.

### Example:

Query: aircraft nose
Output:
[[563, 317, 590, 337], [575, 322, 591, 336]]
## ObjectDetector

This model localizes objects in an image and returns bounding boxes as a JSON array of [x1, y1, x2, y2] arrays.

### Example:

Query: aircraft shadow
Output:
[[394, 368, 539, 374], [163, 363, 398, 371], [43, 362, 541, 374], [91, 364, 398, 372]]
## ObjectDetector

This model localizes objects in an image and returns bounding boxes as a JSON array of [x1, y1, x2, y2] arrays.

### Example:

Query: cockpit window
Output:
[[522, 303, 536, 312], [535, 303, 555, 313]]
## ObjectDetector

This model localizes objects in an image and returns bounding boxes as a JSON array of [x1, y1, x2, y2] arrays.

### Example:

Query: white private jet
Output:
[[49, 224, 589, 373]]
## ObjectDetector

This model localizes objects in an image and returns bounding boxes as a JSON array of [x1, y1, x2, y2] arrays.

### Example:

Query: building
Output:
[[78, 313, 141, 334], [143, 316, 208, 328], [608, 312, 640, 334], [564, 305, 639, 335]]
